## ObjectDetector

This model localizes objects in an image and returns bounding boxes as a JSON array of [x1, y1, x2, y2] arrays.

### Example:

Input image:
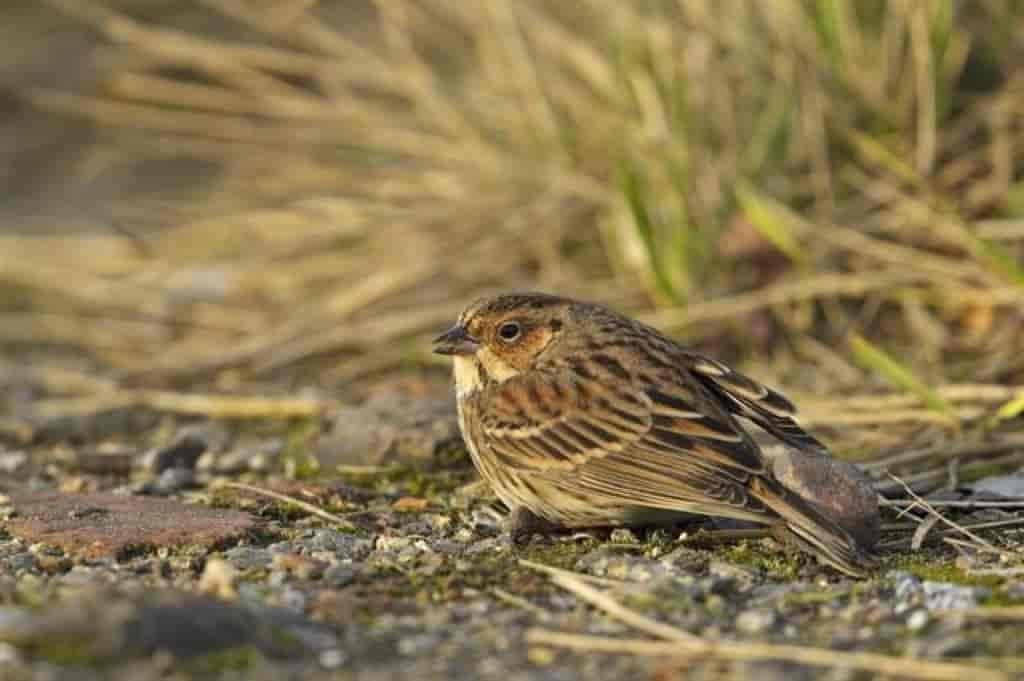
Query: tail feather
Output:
[[749, 476, 876, 578]]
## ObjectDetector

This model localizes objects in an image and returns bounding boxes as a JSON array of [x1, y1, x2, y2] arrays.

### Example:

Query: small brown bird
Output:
[[433, 292, 874, 576]]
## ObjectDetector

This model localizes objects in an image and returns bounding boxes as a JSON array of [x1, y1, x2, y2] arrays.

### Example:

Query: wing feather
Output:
[[478, 366, 775, 520], [687, 354, 829, 454]]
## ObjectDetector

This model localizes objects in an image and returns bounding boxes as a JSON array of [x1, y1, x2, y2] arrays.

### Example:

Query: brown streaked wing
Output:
[[479, 363, 769, 489], [684, 353, 829, 454], [479, 371, 652, 473], [568, 447, 774, 523], [546, 371, 778, 520]]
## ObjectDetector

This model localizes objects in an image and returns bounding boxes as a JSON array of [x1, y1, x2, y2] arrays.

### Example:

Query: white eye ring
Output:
[[497, 321, 521, 342]]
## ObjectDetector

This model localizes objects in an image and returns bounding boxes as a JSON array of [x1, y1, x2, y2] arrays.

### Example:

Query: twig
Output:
[[215, 481, 357, 529], [943, 537, 1005, 555], [912, 514, 941, 550], [872, 451, 1024, 495], [881, 498, 1024, 509], [887, 475, 1013, 555]]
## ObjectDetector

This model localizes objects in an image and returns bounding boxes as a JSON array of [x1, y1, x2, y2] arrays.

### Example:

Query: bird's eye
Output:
[[497, 321, 521, 342]]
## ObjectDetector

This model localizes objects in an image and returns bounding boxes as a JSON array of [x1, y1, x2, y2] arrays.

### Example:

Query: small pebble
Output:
[[322, 563, 358, 588], [147, 431, 209, 474], [398, 633, 440, 656], [279, 586, 307, 612], [608, 528, 639, 544], [319, 649, 346, 669], [0, 641, 20, 665], [736, 609, 778, 634], [907, 610, 930, 631], [224, 547, 273, 571], [198, 558, 239, 600], [0, 451, 27, 474]]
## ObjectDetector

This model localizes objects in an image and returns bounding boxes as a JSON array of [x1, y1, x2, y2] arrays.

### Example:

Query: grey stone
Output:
[[922, 581, 986, 611], [2, 553, 36, 573], [307, 530, 373, 559], [907, 609, 930, 631], [0, 451, 27, 474], [146, 430, 210, 474], [224, 547, 273, 571], [575, 549, 669, 581], [214, 439, 285, 475], [966, 473, 1024, 498], [279, 586, 308, 612], [322, 563, 359, 588], [148, 467, 198, 495], [398, 633, 441, 656], [888, 571, 987, 611], [316, 394, 458, 467], [735, 608, 778, 634]]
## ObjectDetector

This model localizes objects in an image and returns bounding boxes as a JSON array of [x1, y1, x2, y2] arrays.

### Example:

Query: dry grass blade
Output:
[[862, 436, 1024, 473], [490, 588, 552, 622], [524, 630, 1011, 681], [519, 559, 701, 643], [516, 558, 626, 588], [32, 391, 332, 421], [888, 474, 1010, 556], [215, 481, 356, 530]]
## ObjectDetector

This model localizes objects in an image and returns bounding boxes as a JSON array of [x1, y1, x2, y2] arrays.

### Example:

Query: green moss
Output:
[[23, 640, 109, 669], [14, 574, 51, 609], [433, 442, 470, 469], [718, 541, 802, 579], [518, 539, 597, 570], [183, 646, 264, 674], [887, 555, 1024, 606], [889, 555, 998, 587], [282, 418, 322, 480]]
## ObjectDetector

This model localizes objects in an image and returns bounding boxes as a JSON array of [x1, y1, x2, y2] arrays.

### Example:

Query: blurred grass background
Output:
[[3, 0, 1024, 469]]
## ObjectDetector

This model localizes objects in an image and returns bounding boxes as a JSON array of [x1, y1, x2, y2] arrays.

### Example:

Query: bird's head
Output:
[[433, 292, 573, 390]]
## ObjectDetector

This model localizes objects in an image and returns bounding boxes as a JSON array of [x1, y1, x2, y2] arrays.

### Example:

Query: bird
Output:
[[432, 292, 875, 577]]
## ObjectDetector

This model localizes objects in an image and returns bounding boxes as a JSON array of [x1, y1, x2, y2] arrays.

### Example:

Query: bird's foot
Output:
[[504, 507, 561, 543]]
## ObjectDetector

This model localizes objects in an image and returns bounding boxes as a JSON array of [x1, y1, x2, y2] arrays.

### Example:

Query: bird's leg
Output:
[[504, 506, 562, 542]]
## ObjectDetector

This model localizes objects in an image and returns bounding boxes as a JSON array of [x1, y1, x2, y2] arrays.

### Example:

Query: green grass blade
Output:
[[620, 159, 677, 301], [848, 334, 958, 426], [991, 391, 1024, 426], [809, 0, 843, 69], [964, 233, 1024, 288], [734, 181, 810, 267]]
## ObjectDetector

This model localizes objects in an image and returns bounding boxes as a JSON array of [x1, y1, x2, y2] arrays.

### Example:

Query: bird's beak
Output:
[[432, 325, 480, 356]]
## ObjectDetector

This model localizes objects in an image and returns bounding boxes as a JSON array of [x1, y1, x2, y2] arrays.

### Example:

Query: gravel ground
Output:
[[1, 383, 1024, 681]]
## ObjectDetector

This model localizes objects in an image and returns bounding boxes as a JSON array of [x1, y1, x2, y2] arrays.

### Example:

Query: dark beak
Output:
[[432, 325, 480, 356]]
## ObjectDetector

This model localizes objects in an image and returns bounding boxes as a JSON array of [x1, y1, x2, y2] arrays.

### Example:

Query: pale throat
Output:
[[452, 348, 520, 397]]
